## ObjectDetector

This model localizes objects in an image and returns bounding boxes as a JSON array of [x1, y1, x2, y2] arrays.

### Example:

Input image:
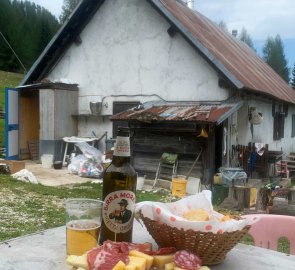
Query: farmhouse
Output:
[[7, 0, 295, 182]]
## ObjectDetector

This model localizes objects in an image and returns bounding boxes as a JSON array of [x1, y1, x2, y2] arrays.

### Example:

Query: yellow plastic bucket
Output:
[[171, 176, 187, 198], [214, 173, 222, 185]]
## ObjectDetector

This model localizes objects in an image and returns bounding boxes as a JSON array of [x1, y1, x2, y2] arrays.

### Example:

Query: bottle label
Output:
[[102, 190, 135, 233], [113, 136, 130, 157]]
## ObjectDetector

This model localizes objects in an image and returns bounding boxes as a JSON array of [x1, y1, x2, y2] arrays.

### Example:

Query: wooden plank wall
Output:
[[131, 126, 206, 180]]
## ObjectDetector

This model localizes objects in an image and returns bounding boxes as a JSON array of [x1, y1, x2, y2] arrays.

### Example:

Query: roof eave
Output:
[[20, 0, 105, 86], [216, 101, 243, 125]]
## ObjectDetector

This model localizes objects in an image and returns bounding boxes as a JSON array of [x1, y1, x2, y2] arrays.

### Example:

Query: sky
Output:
[[31, 0, 295, 69], [195, 0, 295, 69]]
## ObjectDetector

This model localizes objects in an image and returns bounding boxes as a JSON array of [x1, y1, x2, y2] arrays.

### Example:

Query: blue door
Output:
[[5, 87, 19, 160]]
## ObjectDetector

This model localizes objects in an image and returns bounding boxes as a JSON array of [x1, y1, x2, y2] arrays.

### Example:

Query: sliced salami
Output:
[[87, 240, 153, 270], [174, 250, 202, 270], [87, 242, 129, 270]]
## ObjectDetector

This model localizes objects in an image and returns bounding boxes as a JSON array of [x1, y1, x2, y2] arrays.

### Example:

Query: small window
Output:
[[273, 112, 285, 140], [292, 114, 295, 137]]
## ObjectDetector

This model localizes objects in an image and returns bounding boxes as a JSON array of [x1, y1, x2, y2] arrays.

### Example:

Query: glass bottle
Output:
[[99, 128, 137, 243]]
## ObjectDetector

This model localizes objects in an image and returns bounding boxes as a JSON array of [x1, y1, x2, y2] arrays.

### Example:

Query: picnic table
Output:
[[0, 220, 294, 270]]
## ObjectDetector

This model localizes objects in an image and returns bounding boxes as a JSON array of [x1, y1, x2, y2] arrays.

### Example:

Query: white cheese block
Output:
[[66, 254, 88, 270]]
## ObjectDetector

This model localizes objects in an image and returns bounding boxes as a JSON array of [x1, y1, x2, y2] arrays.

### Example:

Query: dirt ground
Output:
[[25, 160, 95, 186]]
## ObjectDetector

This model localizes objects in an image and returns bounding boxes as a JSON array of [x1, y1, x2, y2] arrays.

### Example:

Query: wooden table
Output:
[[0, 221, 294, 270]]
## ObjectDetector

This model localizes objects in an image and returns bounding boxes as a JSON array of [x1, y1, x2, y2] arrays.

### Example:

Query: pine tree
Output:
[[0, 0, 59, 72], [262, 34, 290, 83], [291, 63, 295, 89], [59, 0, 81, 24], [239, 27, 255, 51]]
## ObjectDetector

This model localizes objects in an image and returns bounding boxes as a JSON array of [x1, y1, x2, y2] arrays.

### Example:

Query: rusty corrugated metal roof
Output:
[[149, 0, 295, 104], [111, 102, 242, 124]]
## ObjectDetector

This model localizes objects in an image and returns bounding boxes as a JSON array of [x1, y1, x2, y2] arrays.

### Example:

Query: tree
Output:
[[0, 0, 59, 72], [238, 27, 255, 51], [291, 63, 295, 89], [218, 20, 228, 32], [262, 34, 290, 83], [59, 0, 81, 24]]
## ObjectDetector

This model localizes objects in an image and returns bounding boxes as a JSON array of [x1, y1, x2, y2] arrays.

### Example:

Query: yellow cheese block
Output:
[[165, 262, 175, 270], [128, 256, 147, 270], [152, 253, 175, 270], [112, 260, 126, 270], [125, 265, 137, 270], [129, 250, 154, 270], [66, 254, 88, 269]]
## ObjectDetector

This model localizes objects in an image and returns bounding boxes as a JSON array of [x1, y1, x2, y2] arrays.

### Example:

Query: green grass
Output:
[[0, 175, 169, 242], [0, 70, 24, 147], [0, 70, 23, 110], [240, 233, 290, 254]]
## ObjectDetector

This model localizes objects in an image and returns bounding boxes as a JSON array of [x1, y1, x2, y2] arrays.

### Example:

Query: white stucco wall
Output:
[[237, 98, 295, 153], [47, 0, 231, 145]]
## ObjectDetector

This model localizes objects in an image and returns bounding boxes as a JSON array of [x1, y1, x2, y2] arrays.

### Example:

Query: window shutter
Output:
[[273, 113, 279, 140], [279, 113, 285, 139]]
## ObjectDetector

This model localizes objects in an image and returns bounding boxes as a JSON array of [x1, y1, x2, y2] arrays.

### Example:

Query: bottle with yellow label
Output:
[[99, 128, 137, 244]]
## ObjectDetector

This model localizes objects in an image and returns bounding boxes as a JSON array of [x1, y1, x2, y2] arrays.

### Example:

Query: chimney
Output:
[[184, 0, 194, 9], [232, 29, 238, 37]]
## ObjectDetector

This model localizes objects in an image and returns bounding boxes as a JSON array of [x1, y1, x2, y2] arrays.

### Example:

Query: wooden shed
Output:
[[6, 83, 78, 161], [111, 101, 242, 184]]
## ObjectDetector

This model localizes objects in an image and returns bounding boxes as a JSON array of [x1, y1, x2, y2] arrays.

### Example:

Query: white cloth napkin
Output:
[[136, 190, 256, 233]]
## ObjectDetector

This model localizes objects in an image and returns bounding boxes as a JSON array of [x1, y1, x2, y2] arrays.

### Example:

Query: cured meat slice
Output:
[[87, 241, 153, 270], [87, 243, 128, 270], [174, 250, 202, 270]]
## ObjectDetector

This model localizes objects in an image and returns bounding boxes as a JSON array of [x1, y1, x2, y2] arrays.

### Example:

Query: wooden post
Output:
[[255, 188, 269, 211], [233, 186, 251, 210]]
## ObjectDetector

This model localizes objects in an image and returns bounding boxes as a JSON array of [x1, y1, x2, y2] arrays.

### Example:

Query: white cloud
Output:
[[196, 0, 295, 39]]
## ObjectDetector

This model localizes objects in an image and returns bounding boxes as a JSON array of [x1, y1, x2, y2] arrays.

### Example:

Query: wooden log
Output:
[[233, 186, 251, 210], [255, 188, 270, 211]]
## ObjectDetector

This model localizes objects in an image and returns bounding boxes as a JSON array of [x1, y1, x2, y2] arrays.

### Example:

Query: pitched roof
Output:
[[111, 101, 243, 125], [21, 0, 295, 103], [149, 0, 295, 103]]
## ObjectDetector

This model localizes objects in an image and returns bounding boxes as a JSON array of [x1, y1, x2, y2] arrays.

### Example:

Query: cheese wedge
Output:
[[112, 260, 126, 270], [165, 262, 175, 270], [128, 256, 147, 270], [66, 254, 88, 270], [152, 253, 175, 270], [129, 250, 154, 270]]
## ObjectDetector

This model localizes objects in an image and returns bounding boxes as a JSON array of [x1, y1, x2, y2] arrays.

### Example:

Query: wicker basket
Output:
[[140, 212, 251, 265]]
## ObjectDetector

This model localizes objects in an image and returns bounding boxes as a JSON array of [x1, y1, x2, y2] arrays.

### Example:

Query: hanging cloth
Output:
[[249, 152, 258, 177]]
